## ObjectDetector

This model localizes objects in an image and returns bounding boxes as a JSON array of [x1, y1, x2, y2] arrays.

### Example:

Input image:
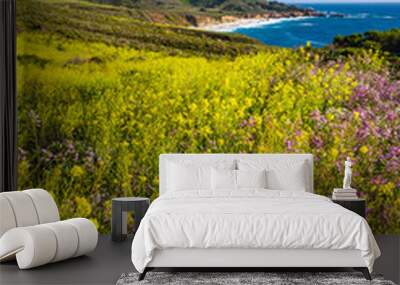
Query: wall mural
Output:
[[17, 0, 399, 233]]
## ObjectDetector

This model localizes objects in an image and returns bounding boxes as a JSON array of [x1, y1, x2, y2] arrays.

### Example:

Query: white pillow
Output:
[[238, 159, 308, 191], [236, 169, 267, 189], [166, 162, 212, 192], [266, 167, 306, 191], [212, 168, 236, 190]]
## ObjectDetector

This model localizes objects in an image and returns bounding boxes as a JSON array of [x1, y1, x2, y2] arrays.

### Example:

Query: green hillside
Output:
[[17, 0, 267, 57]]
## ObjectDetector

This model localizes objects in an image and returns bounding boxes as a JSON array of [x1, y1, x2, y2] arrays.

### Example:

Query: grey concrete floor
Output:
[[374, 235, 400, 284], [1, 234, 398, 285], [0, 235, 134, 285]]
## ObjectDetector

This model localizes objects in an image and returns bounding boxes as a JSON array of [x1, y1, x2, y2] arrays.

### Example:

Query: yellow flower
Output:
[[202, 126, 212, 135], [359, 146, 369, 154], [381, 182, 395, 197], [330, 148, 339, 158], [353, 111, 360, 120], [139, 175, 147, 183], [326, 113, 335, 121], [75, 196, 92, 217], [71, 165, 85, 178], [189, 103, 197, 112]]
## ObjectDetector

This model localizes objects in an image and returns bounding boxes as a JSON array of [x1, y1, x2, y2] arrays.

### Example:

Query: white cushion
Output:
[[0, 189, 60, 237], [236, 169, 267, 189], [42, 221, 79, 262], [23, 189, 60, 224], [0, 192, 39, 227], [212, 169, 268, 190], [0, 226, 57, 269], [0, 219, 97, 269], [212, 168, 236, 190], [163, 157, 236, 194], [167, 162, 212, 191], [0, 196, 17, 237], [238, 159, 307, 191], [64, 218, 98, 257]]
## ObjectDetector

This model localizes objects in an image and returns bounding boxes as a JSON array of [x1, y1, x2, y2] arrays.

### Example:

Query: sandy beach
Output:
[[198, 16, 314, 32]]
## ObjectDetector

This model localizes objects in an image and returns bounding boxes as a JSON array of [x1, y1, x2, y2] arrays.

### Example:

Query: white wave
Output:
[[345, 13, 370, 19], [299, 22, 314, 27], [197, 16, 315, 32]]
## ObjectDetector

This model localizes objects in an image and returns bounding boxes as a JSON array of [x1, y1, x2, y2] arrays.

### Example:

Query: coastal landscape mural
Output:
[[17, 0, 399, 233]]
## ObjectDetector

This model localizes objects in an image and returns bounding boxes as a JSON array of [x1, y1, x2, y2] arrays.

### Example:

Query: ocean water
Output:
[[231, 3, 400, 48]]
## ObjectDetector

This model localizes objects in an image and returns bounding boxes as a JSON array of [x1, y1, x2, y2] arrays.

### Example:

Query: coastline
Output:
[[197, 16, 315, 32]]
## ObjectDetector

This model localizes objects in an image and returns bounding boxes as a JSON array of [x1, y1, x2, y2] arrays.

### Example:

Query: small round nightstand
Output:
[[111, 197, 150, 242], [332, 198, 366, 218]]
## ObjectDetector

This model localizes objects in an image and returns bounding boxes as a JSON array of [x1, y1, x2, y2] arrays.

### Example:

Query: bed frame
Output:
[[139, 154, 371, 280]]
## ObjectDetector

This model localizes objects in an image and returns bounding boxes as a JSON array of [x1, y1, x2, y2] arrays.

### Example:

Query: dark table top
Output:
[[331, 197, 365, 202], [112, 197, 149, 203]]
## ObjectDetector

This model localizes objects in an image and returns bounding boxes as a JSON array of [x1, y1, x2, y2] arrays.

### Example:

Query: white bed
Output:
[[131, 154, 380, 280]]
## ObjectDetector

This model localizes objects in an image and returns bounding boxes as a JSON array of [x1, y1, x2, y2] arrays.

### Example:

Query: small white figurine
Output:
[[343, 157, 352, 189]]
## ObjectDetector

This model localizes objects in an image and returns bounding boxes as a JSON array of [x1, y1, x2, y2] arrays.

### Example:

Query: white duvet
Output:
[[131, 190, 380, 273]]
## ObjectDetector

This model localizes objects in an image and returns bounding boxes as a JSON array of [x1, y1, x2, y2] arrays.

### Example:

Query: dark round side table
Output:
[[111, 197, 150, 242]]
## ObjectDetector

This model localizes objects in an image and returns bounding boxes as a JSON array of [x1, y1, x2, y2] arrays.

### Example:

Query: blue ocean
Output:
[[232, 3, 400, 48]]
